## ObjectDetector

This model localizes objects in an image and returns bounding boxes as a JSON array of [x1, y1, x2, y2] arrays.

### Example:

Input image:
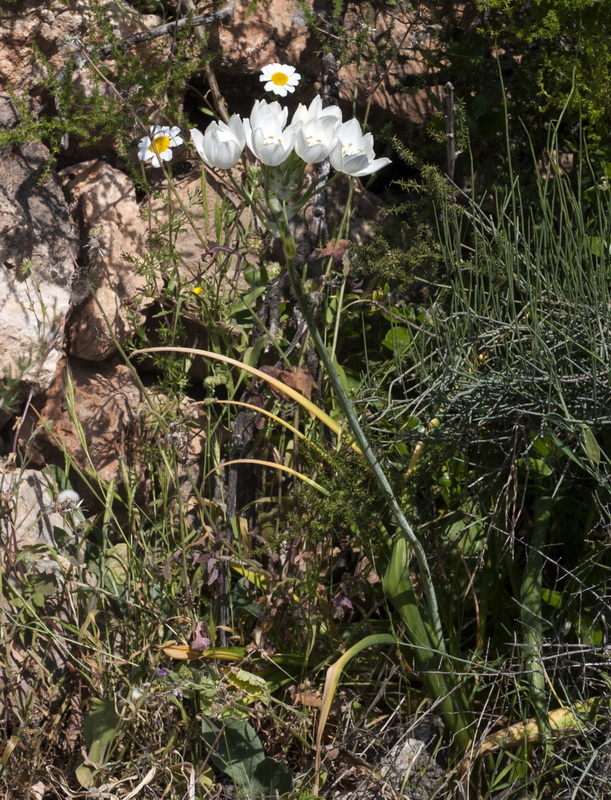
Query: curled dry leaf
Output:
[[259, 365, 319, 401], [314, 238, 351, 261]]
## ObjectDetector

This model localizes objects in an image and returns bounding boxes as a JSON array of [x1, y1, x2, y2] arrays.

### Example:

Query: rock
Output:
[[331, 720, 445, 800], [0, 0, 91, 95], [59, 160, 149, 360], [337, 5, 438, 127], [0, 94, 76, 410], [216, 0, 312, 89], [0, 467, 80, 574], [213, 0, 439, 128], [0, 0, 161, 98], [19, 357, 144, 483]]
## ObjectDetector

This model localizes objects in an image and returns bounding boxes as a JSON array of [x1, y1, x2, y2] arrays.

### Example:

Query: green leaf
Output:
[[84, 698, 120, 759], [382, 326, 412, 352], [104, 543, 128, 586], [253, 756, 293, 796], [201, 717, 264, 792], [76, 698, 120, 787], [542, 588, 563, 609], [582, 425, 601, 467], [200, 717, 293, 797], [226, 668, 268, 697]]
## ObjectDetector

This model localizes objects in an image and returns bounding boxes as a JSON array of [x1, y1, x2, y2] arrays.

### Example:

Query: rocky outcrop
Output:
[[0, 467, 82, 574], [59, 160, 149, 360], [0, 94, 76, 415], [0, 0, 400, 470], [19, 358, 144, 483]]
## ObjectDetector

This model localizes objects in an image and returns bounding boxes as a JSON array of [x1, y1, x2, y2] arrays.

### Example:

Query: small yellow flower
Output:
[[193, 286, 203, 295]]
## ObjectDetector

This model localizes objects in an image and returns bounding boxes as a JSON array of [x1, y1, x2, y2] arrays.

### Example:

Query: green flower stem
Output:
[[283, 238, 443, 638], [520, 495, 553, 731], [283, 241, 473, 751], [231, 172, 473, 749]]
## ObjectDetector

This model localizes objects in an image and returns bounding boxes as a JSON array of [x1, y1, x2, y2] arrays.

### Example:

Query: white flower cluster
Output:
[[136, 65, 390, 182], [191, 95, 391, 178]]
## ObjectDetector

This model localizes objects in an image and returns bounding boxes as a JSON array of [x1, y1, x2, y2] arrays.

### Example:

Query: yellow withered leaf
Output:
[[158, 643, 206, 660], [157, 643, 246, 661], [225, 668, 268, 697]]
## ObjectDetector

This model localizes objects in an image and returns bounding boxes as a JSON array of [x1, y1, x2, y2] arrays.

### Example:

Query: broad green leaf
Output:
[[201, 717, 263, 790], [76, 698, 120, 788], [582, 425, 601, 467], [201, 717, 292, 796], [253, 756, 293, 796], [382, 326, 412, 352]]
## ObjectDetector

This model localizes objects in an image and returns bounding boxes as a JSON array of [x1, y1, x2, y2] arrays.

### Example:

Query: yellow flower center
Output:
[[271, 71, 289, 86], [149, 134, 171, 154]]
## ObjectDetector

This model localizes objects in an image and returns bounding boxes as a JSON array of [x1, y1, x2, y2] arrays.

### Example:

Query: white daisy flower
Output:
[[138, 125, 183, 168], [259, 63, 301, 97]]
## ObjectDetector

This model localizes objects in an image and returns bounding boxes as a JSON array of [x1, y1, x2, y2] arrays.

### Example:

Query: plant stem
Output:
[[283, 243, 473, 753], [521, 495, 553, 730], [284, 252, 444, 642]]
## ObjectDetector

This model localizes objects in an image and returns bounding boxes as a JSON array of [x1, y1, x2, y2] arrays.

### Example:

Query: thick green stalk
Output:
[[284, 253, 444, 641], [284, 245, 473, 752], [383, 536, 473, 752], [520, 495, 553, 730]]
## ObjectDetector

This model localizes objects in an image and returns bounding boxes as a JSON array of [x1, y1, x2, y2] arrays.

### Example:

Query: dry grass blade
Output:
[[132, 346, 360, 452], [313, 634, 397, 795]]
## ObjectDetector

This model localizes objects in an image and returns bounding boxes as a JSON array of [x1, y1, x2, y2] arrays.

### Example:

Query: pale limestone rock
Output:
[[0, 0, 161, 97], [146, 167, 252, 288], [59, 160, 149, 360]]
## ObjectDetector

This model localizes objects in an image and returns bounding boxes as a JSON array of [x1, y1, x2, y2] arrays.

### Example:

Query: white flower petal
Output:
[[328, 119, 390, 177], [137, 124, 182, 167], [244, 100, 295, 166], [191, 115, 246, 169]]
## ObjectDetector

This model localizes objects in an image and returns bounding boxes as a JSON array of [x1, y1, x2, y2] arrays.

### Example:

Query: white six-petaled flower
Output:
[[138, 125, 183, 168], [328, 118, 392, 177], [259, 63, 301, 97], [187, 80, 390, 180], [243, 99, 296, 166], [191, 114, 246, 169], [292, 95, 343, 164]]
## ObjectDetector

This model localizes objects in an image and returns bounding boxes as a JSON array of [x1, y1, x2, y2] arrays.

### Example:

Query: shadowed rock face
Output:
[[59, 160, 150, 361], [0, 94, 76, 412], [18, 357, 144, 483]]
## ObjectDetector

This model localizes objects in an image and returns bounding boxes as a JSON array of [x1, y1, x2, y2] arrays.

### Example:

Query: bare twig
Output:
[[443, 81, 456, 180], [182, 0, 232, 124], [97, 6, 233, 60]]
